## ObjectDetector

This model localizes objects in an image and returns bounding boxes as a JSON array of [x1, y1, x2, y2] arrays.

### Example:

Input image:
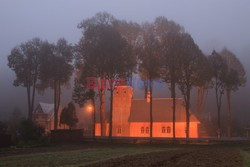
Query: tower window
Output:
[[162, 127, 166, 133], [146, 127, 149, 134], [117, 127, 122, 134], [141, 127, 144, 134], [167, 127, 171, 133]]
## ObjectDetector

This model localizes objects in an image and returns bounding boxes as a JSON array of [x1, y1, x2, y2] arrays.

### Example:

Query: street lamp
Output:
[[87, 105, 93, 112]]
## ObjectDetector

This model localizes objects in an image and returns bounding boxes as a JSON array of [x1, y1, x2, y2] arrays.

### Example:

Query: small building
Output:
[[95, 86, 200, 138], [33, 102, 68, 132]]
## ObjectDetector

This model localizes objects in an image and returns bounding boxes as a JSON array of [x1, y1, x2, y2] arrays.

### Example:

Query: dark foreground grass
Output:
[[0, 144, 174, 167], [1, 143, 249, 167], [241, 147, 250, 167]]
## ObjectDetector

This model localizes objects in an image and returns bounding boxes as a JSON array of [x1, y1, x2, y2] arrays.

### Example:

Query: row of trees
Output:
[[72, 13, 246, 139], [8, 38, 73, 129], [8, 12, 246, 138]]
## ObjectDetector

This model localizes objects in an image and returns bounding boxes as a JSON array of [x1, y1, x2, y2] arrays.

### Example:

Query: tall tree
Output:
[[138, 23, 161, 141], [39, 38, 73, 130], [177, 33, 205, 139], [77, 12, 116, 136], [220, 48, 246, 137], [77, 12, 134, 139], [8, 38, 43, 119], [103, 28, 132, 139], [208, 50, 228, 138], [154, 16, 184, 139]]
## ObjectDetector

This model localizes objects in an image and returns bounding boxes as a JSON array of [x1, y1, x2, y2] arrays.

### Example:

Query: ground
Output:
[[0, 142, 249, 167]]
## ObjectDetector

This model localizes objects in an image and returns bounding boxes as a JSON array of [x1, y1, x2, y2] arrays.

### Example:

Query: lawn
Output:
[[241, 147, 250, 167], [0, 143, 174, 167], [1, 143, 248, 167]]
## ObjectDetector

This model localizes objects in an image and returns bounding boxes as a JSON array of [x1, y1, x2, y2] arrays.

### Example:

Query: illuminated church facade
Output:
[[95, 86, 200, 138]]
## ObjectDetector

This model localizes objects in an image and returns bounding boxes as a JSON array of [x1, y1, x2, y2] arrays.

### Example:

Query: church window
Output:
[[117, 127, 122, 134], [162, 127, 166, 133], [167, 127, 171, 133], [146, 127, 149, 134], [141, 127, 144, 133]]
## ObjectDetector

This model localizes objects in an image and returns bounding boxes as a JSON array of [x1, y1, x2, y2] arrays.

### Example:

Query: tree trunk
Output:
[[149, 79, 153, 143], [30, 71, 38, 120], [92, 98, 96, 138], [226, 90, 232, 137], [54, 80, 57, 130], [99, 87, 106, 136], [186, 89, 190, 139], [215, 86, 221, 138], [27, 86, 32, 120], [171, 81, 176, 140], [109, 88, 114, 140], [31, 84, 36, 120], [54, 80, 61, 130]]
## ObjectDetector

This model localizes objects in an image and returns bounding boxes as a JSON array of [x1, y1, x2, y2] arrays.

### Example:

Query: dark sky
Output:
[[0, 0, 250, 123]]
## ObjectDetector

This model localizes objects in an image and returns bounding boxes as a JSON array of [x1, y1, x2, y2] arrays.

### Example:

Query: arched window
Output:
[[162, 127, 166, 133], [141, 127, 144, 134], [146, 127, 149, 134], [117, 127, 122, 134], [167, 126, 171, 133]]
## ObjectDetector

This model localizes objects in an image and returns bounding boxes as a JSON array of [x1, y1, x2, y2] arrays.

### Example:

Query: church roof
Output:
[[128, 98, 199, 123]]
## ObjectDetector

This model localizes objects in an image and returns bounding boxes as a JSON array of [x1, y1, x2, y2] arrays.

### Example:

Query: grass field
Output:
[[0, 142, 249, 167], [0, 143, 174, 167], [241, 147, 250, 167]]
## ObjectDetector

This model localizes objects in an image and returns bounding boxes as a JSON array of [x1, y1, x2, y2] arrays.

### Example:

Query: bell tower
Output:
[[112, 85, 133, 136]]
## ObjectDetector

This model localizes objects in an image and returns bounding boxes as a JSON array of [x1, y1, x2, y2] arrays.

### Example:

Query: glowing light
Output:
[[87, 105, 94, 112]]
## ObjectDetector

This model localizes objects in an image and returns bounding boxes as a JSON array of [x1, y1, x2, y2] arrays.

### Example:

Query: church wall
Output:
[[112, 86, 133, 136], [95, 122, 199, 138], [95, 123, 109, 136], [130, 122, 199, 138]]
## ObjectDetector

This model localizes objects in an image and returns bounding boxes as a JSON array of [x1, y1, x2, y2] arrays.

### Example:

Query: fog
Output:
[[0, 0, 250, 126]]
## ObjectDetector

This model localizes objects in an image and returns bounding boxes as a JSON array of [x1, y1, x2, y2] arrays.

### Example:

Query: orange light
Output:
[[87, 105, 93, 112]]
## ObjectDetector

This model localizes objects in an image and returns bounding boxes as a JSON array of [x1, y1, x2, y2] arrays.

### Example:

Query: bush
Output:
[[18, 119, 45, 142]]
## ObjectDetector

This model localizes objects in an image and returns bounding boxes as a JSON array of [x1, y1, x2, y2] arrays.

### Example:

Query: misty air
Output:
[[0, 1, 250, 166]]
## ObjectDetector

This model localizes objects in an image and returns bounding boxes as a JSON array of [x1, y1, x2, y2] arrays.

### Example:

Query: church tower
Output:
[[112, 85, 133, 136]]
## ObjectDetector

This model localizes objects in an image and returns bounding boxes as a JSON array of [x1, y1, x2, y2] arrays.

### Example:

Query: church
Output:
[[95, 85, 200, 138]]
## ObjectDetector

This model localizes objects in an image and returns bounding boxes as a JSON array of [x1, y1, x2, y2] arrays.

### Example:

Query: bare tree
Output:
[[77, 12, 133, 139], [8, 38, 43, 119], [208, 50, 228, 138], [177, 33, 205, 139], [220, 48, 246, 137], [77, 12, 116, 136], [154, 16, 184, 139], [138, 23, 161, 141], [39, 39, 73, 129]]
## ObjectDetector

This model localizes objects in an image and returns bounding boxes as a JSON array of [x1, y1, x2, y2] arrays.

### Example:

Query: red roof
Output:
[[128, 98, 199, 123]]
